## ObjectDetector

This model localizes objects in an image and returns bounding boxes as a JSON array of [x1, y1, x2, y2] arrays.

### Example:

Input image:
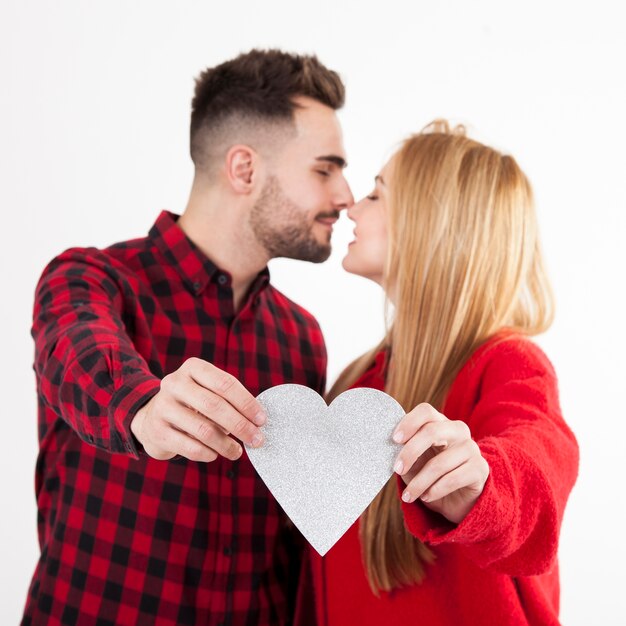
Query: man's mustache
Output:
[[315, 210, 341, 220]]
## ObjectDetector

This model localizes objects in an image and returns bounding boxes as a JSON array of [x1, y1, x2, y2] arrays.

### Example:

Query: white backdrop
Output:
[[2, 1, 625, 624]]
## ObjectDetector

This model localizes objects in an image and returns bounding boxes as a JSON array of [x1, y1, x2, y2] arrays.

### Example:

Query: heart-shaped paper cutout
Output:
[[245, 384, 405, 556]]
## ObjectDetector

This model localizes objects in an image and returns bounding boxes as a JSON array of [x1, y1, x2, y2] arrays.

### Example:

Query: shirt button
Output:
[[226, 469, 235, 479], [217, 274, 228, 285], [192, 281, 201, 291], [223, 546, 233, 556]]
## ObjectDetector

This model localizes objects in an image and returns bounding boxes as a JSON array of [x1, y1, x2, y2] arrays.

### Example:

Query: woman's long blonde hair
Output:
[[327, 120, 555, 594]]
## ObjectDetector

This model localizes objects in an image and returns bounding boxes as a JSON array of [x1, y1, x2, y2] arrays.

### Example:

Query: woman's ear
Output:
[[225, 145, 258, 194]]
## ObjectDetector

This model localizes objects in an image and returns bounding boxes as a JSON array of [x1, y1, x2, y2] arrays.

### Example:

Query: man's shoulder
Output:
[[37, 230, 155, 293], [47, 232, 153, 271], [105, 233, 153, 256]]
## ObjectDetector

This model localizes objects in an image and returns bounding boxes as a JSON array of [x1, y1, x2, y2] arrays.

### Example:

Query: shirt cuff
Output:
[[108, 371, 161, 459]]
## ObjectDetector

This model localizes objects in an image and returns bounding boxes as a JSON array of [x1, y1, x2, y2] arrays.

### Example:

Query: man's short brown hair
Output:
[[190, 49, 345, 174]]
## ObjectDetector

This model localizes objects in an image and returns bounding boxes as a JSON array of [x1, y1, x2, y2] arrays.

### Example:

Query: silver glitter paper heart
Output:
[[245, 384, 405, 556]]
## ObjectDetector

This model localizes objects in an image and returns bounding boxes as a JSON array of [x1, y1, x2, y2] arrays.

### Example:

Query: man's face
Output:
[[249, 96, 354, 262]]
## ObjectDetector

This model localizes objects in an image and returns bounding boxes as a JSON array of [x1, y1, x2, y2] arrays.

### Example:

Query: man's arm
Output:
[[33, 249, 268, 461], [33, 251, 161, 456]]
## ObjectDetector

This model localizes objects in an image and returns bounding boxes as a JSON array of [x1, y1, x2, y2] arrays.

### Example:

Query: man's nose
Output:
[[334, 178, 354, 211]]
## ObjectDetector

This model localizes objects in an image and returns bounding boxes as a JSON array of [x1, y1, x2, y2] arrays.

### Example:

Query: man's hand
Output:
[[130, 357, 267, 462], [391, 403, 490, 524]]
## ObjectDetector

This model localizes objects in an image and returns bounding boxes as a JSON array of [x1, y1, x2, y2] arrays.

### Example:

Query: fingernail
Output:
[[401, 490, 412, 503], [393, 459, 404, 474], [392, 430, 404, 444], [255, 411, 267, 426], [252, 433, 264, 447], [420, 493, 431, 502]]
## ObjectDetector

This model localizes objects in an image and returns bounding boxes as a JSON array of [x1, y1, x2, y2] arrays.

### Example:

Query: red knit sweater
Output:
[[300, 331, 579, 626]]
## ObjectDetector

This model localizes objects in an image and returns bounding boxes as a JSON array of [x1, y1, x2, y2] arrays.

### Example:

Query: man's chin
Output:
[[303, 245, 332, 263], [273, 242, 331, 264]]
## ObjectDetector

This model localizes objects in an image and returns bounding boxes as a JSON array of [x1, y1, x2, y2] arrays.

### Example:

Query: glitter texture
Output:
[[245, 384, 405, 556]]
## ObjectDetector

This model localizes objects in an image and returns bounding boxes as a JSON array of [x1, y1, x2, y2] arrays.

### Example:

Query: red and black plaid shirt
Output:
[[23, 210, 327, 626]]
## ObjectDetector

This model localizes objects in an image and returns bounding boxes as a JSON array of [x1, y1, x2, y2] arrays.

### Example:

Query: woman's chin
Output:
[[341, 254, 363, 278]]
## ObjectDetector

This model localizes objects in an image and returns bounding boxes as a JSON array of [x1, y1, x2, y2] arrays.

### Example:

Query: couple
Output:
[[24, 49, 578, 625]]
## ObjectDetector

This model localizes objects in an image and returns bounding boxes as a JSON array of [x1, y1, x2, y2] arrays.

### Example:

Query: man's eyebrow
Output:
[[316, 155, 348, 169], [375, 175, 385, 185]]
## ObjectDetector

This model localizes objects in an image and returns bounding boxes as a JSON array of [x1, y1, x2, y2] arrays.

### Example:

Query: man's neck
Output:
[[177, 187, 269, 313]]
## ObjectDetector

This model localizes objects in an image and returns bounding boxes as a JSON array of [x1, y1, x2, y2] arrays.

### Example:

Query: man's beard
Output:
[[249, 175, 334, 263]]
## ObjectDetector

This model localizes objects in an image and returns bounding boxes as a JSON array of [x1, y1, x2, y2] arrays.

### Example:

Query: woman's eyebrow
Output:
[[375, 175, 385, 185]]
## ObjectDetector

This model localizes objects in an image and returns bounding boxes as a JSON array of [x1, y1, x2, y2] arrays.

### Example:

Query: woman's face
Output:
[[342, 158, 393, 285]]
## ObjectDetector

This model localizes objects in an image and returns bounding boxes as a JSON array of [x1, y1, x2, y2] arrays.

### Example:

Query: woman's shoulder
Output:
[[467, 330, 557, 380], [347, 331, 558, 398], [453, 330, 556, 398], [439, 330, 563, 427]]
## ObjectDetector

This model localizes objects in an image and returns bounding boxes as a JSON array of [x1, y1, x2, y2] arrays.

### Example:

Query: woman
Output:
[[299, 121, 579, 625]]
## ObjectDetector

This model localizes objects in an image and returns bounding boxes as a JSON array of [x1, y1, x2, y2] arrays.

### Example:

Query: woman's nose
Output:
[[346, 199, 364, 222]]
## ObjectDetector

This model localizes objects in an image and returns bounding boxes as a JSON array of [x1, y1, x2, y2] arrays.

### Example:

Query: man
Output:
[[23, 49, 353, 625]]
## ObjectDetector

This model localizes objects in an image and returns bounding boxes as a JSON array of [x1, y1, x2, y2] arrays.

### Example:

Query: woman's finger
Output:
[[394, 420, 471, 476], [419, 456, 489, 504], [392, 403, 444, 444], [401, 439, 479, 503]]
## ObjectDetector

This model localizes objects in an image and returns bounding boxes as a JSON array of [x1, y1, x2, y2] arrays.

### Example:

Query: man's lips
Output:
[[315, 216, 339, 228]]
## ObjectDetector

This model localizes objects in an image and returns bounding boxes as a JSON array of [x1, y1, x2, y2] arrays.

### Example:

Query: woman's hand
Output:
[[392, 403, 490, 525]]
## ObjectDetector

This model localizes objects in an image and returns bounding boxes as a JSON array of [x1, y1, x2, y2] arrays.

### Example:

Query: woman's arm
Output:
[[392, 338, 579, 576]]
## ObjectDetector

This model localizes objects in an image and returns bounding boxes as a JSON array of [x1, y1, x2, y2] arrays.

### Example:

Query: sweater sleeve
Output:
[[398, 338, 579, 576], [32, 249, 162, 458]]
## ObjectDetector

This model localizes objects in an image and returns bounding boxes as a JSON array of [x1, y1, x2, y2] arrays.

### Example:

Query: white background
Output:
[[1, 1, 625, 624]]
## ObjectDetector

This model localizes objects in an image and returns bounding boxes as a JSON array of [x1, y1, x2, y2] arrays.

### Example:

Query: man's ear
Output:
[[225, 145, 259, 194]]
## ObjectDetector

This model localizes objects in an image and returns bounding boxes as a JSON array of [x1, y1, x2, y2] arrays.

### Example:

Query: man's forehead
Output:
[[287, 98, 347, 163], [292, 98, 341, 133]]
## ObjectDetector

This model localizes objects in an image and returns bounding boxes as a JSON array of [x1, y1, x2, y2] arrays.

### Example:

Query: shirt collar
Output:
[[149, 210, 270, 297]]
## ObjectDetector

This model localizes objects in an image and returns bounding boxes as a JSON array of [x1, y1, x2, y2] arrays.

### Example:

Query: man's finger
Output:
[[186, 358, 267, 426], [172, 377, 264, 447], [144, 422, 220, 463], [165, 402, 248, 459]]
